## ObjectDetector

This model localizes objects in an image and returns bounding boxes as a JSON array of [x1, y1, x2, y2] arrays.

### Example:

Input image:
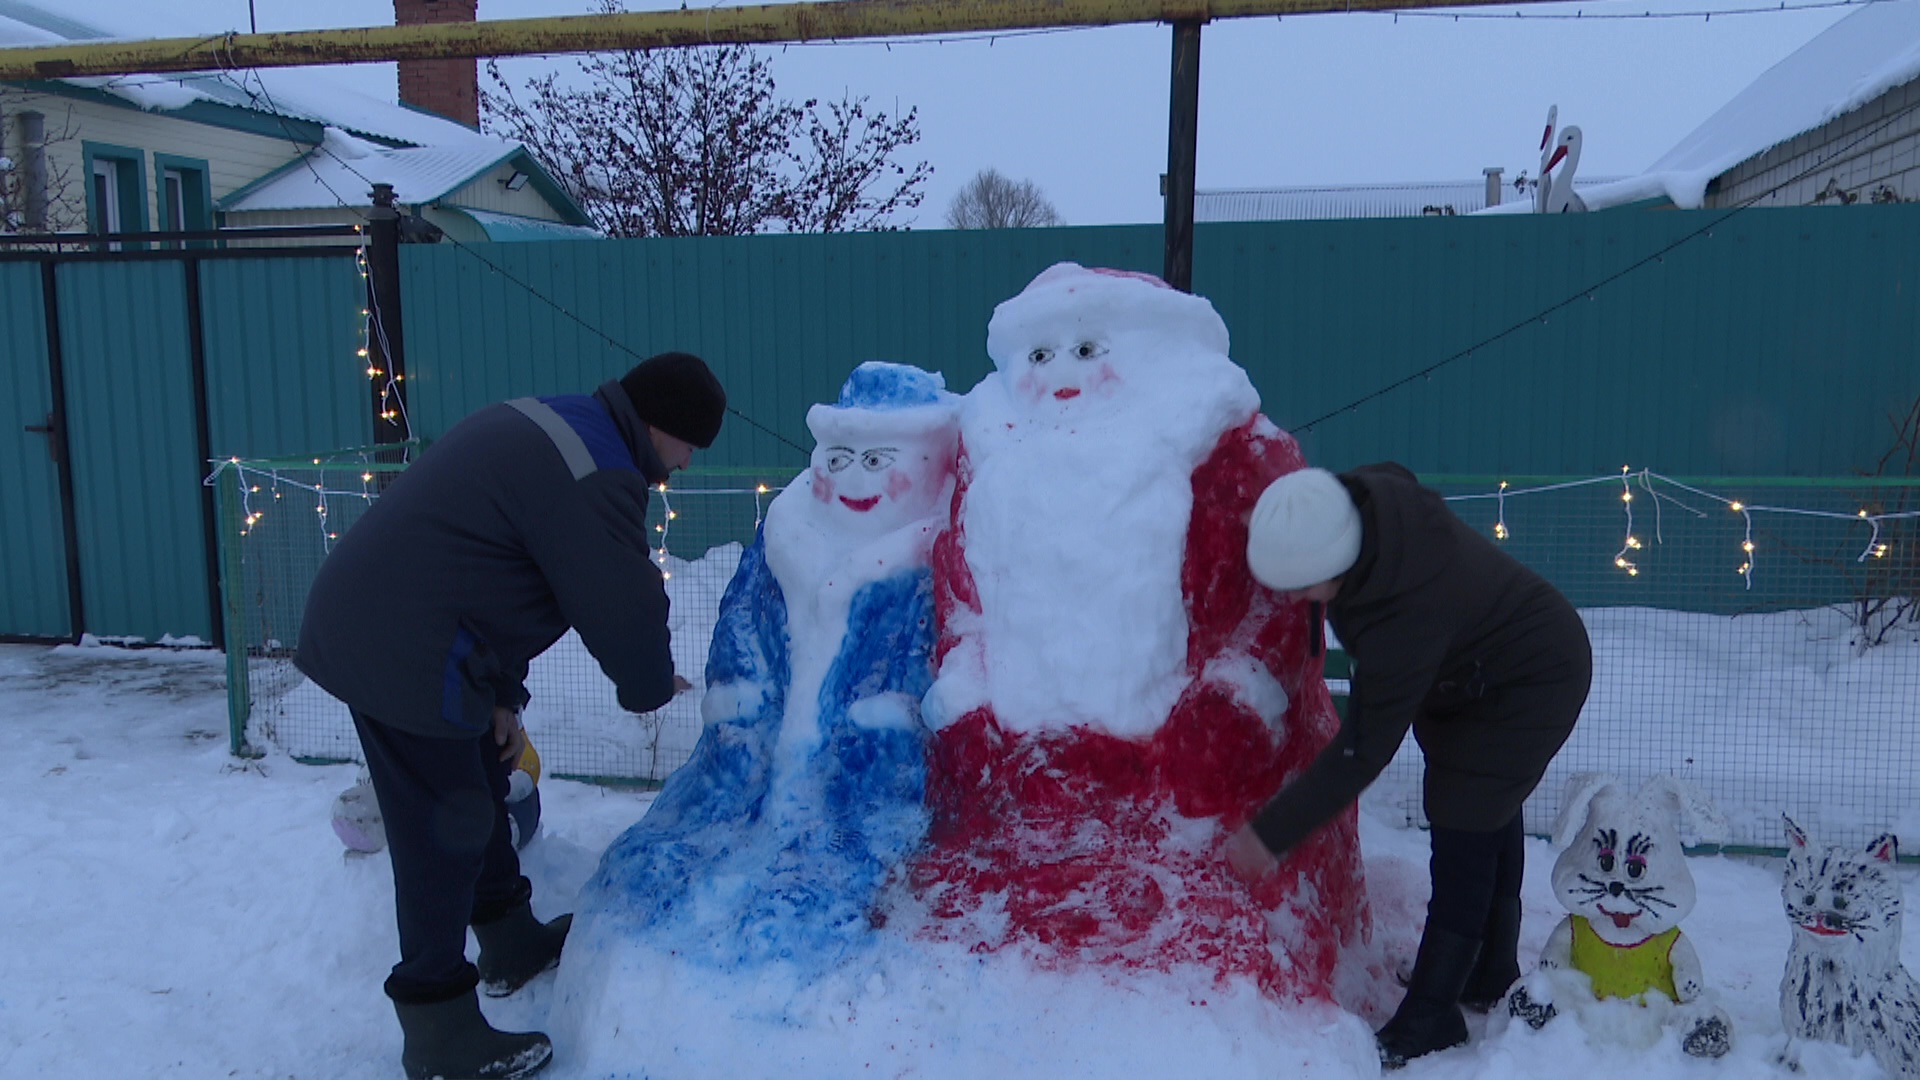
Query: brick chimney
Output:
[[394, 0, 479, 129]]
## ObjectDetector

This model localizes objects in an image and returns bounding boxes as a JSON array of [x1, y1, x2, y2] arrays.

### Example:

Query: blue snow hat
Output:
[[808, 362, 958, 443]]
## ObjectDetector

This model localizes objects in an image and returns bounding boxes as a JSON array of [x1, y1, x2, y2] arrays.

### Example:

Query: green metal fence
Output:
[[215, 452, 1917, 849]]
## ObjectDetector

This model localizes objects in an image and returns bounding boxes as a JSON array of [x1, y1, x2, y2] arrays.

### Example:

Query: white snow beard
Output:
[[949, 346, 1259, 740]]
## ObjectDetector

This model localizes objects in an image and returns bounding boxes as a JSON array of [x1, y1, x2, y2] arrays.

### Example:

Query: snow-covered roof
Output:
[[0, 0, 482, 149], [1581, 0, 1920, 210], [1196, 176, 1621, 222], [218, 128, 591, 225]]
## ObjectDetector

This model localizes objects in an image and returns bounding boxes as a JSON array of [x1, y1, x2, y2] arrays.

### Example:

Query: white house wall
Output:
[[2, 88, 308, 232], [1711, 77, 1920, 208], [443, 161, 568, 221]]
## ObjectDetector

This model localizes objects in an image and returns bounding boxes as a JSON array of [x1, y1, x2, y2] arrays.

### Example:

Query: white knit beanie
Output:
[[1245, 468, 1363, 591]]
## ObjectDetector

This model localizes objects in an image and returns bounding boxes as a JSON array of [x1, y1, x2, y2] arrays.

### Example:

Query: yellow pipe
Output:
[[0, 0, 1566, 81]]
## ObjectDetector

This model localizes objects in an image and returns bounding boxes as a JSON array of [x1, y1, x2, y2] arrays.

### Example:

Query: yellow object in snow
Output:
[[517, 736, 541, 786], [1570, 916, 1680, 1001]]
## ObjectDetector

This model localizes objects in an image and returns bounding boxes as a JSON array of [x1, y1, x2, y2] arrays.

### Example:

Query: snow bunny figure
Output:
[[1508, 772, 1732, 1057], [569, 361, 959, 972], [1778, 816, 1920, 1078]]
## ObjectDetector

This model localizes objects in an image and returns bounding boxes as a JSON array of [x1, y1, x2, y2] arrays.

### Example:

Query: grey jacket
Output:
[[295, 380, 679, 737]]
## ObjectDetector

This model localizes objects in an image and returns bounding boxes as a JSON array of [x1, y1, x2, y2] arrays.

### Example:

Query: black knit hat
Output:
[[619, 352, 726, 449]]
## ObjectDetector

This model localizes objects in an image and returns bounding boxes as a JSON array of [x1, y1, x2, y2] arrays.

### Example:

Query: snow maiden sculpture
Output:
[[555, 363, 958, 1013], [912, 263, 1369, 999], [1508, 772, 1732, 1057]]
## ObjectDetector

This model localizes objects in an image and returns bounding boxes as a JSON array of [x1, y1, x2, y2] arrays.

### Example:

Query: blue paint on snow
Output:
[[582, 524, 935, 970], [833, 361, 947, 409]]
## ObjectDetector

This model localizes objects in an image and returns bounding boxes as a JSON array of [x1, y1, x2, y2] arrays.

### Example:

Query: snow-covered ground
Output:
[[2, 639, 1915, 1079]]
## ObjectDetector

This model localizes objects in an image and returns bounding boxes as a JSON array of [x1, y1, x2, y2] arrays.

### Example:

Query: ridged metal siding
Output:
[[400, 228, 1161, 469], [402, 206, 1920, 479], [0, 263, 72, 638], [54, 262, 211, 642], [1196, 208, 1920, 477], [199, 256, 372, 458]]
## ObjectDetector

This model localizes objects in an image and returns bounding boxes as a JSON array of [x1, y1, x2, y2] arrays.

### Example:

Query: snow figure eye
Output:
[[1626, 856, 1646, 879], [1073, 341, 1106, 361], [824, 448, 855, 473], [1028, 347, 1054, 366], [1805, 892, 1818, 906], [861, 449, 897, 472], [1597, 851, 1615, 873], [1834, 895, 1850, 911]]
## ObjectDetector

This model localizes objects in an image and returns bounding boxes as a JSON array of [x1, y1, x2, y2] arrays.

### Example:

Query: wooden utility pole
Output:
[[0, 0, 1564, 80], [0, 0, 1562, 295]]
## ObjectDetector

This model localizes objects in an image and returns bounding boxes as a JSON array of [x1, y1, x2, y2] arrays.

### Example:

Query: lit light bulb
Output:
[[1729, 501, 1744, 512], [1493, 522, 1508, 540]]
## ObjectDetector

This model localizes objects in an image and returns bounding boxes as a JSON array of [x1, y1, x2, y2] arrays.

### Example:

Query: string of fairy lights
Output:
[[1449, 467, 1914, 589], [207, 452, 1912, 595]]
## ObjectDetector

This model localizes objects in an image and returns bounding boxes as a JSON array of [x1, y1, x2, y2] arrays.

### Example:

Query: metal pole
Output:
[[1162, 19, 1201, 292], [182, 256, 226, 647], [37, 260, 85, 640], [367, 184, 409, 447]]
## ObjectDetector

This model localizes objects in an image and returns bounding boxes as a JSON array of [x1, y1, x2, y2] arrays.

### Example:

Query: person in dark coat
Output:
[[295, 351, 726, 1080], [1226, 462, 1591, 1069]]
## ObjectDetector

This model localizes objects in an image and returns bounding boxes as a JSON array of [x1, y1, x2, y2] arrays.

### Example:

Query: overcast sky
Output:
[[86, 0, 1852, 226]]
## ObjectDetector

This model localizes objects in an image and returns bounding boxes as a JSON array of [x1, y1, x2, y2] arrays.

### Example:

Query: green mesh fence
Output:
[[1365, 472, 1920, 852], [215, 457, 1918, 847], [212, 449, 797, 785]]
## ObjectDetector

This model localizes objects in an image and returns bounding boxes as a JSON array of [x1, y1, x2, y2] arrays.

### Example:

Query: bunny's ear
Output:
[[1640, 775, 1731, 846], [1868, 834, 1898, 864], [1552, 772, 1618, 849], [1784, 814, 1810, 849]]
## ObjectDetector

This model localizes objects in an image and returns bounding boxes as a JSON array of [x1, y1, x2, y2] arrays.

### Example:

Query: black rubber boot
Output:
[[1376, 927, 1481, 1070], [393, 989, 552, 1080], [1460, 896, 1522, 1013], [473, 904, 572, 998]]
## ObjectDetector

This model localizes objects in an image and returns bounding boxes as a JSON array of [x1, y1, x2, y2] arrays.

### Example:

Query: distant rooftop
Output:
[[1195, 176, 1623, 222]]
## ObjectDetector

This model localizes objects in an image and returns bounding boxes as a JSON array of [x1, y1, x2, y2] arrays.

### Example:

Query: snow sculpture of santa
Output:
[[914, 263, 1368, 1000], [570, 361, 959, 970]]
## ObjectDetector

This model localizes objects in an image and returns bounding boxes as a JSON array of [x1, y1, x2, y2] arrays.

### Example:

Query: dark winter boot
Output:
[[1460, 896, 1522, 1013], [473, 904, 572, 998], [393, 989, 552, 1080], [1376, 927, 1481, 1070]]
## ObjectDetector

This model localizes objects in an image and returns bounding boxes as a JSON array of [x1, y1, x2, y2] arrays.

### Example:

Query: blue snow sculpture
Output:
[[581, 362, 960, 970]]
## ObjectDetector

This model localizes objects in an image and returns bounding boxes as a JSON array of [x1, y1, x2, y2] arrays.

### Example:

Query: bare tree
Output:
[[481, 1, 929, 237], [1, 90, 84, 237], [944, 168, 1063, 229]]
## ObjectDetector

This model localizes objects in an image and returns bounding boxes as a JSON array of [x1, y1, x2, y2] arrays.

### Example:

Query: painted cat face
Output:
[[1550, 786, 1696, 947], [1783, 816, 1901, 954], [808, 437, 950, 536]]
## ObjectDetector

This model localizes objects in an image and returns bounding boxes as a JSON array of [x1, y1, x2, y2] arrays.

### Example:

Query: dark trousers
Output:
[[352, 710, 531, 1004], [1425, 812, 1525, 939]]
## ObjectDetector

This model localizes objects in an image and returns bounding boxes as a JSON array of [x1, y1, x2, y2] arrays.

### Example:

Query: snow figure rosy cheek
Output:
[[803, 363, 960, 540], [809, 443, 944, 537], [1011, 339, 1121, 407]]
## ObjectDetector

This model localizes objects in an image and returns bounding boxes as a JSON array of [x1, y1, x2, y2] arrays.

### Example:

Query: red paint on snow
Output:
[[914, 420, 1369, 1001]]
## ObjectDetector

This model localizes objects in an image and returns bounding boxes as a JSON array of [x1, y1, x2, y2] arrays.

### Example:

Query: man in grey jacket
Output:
[[296, 351, 726, 1080]]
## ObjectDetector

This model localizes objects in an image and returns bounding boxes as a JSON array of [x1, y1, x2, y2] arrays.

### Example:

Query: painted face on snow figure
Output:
[[808, 436, 949, 538], [1011, 335, 1122, 407]]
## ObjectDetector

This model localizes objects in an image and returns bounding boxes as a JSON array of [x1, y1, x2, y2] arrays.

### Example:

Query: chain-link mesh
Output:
[[217, 458, 1917, 847], [1365, 473, 1920, 852], [213, 451, 798, 785]]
